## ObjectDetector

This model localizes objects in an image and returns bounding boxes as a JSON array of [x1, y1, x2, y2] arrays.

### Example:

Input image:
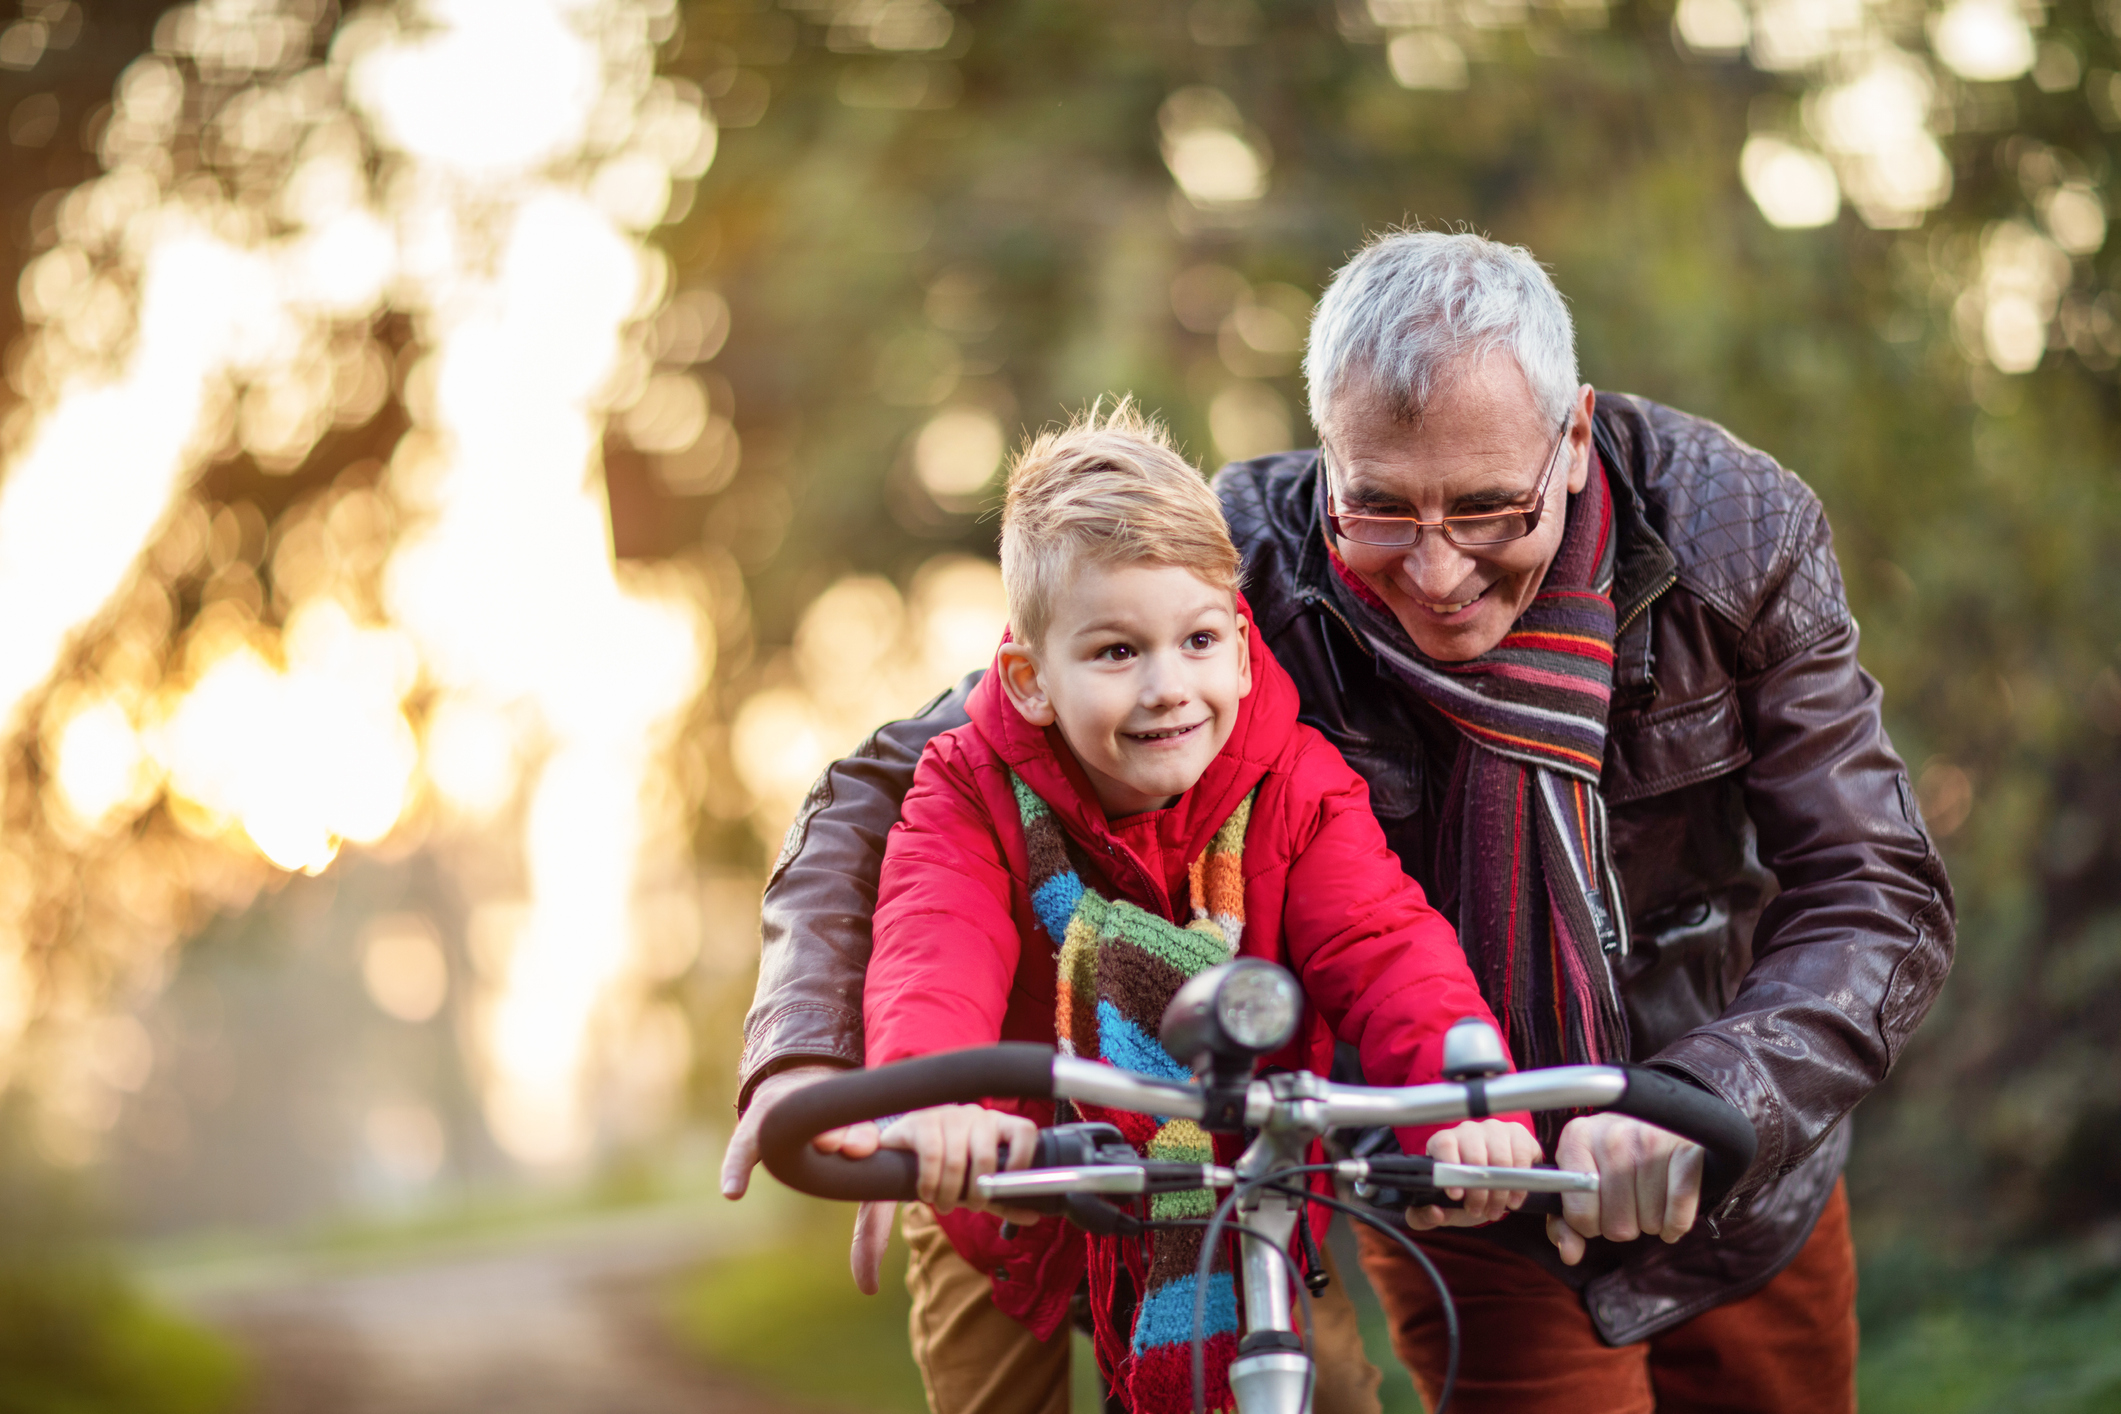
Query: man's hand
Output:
[[1546, 1113, 1705, 1266], [720, 1064, 872, 1200], [1406, 1119, 1543, 1229]]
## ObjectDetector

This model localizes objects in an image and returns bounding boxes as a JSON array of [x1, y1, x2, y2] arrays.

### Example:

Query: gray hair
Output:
[[1304, 230, 1579, 434]]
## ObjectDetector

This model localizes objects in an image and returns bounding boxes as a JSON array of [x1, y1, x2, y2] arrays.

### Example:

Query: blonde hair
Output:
[[1000, 400, 1241, 648]]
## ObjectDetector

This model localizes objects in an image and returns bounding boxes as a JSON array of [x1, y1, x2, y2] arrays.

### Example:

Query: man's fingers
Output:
[[1404, 1204, 1449, 1231], [719, 1116, 761, 1199], [722, 1065, 849, 1200], [1548, 1214, 1587, 1265], [1663, 1142, 1704, 1242], [1633, 1132, 1669, 1238], [1560, 1186, 1601, 1239], [1598, 1126, 1642, 1241], [849, 1201, 895, 1296]]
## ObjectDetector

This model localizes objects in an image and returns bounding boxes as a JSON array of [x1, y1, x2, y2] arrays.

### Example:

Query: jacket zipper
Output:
[[1307, 592, 1373, 657], [1616, 569, 1677, 636]]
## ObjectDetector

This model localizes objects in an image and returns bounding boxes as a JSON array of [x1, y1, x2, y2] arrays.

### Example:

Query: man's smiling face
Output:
[[998, 560, 1252, 818], [1324, 355, 1594, 662]]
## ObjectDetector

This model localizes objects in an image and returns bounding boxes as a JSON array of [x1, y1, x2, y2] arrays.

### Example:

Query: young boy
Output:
[[861, 404, 1538, 1414]]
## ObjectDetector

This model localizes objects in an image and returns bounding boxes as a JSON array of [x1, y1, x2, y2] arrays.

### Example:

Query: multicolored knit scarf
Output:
[[1014, 772, 1254, 1414], [1323, 458, 1631, 1096]]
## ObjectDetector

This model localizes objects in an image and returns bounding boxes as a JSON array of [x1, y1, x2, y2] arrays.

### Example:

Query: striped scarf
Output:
[[1325, 459, 1630, 1099], [1015, 773, 1254, 1414]]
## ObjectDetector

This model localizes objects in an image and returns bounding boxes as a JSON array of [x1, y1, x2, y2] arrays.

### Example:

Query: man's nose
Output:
[[1398, 532, 1478, 597]]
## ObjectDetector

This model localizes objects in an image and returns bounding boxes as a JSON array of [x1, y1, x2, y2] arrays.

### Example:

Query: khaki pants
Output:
[[903, 1203, 1383, 1414]]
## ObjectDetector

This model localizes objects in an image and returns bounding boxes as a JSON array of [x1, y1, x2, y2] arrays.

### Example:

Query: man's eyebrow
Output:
[[1451, 484, 1531, 508], [1337, 481, 1530, 512], [1335, 483, 1413, 511]]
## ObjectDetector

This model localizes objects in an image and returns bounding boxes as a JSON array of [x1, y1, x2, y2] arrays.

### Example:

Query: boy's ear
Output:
[[997, 639, 1056, 726], [1236, 613, 1254, 699]]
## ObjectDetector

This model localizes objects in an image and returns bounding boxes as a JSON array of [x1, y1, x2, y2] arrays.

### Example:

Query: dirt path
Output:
[[155, 1203, 809, 1414]]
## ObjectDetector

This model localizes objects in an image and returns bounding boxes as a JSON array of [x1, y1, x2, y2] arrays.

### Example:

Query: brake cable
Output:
[[1259, 1182, 1461, 1414]]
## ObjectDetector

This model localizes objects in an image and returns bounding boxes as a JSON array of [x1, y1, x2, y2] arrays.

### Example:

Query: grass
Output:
[[665, 1205, 1418, 1414], [665, 1197, 1121, 1414], [1857, 1242, 2121, 1414], [0, 1269, 247, 1414], [666, 1200, 930, 1414], [665, 1204, 2121, 1414]]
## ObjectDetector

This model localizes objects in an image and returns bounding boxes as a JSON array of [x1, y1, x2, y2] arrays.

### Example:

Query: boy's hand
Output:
[[879, 1104, 1045, 1221], [1406, 1119, 1543, 1229], [848, 1105, 1045, 1295]]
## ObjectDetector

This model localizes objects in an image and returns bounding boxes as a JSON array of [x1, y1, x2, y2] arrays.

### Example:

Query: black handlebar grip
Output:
[[757, 1043, 1058, 1202], [1608, 1066, 1758, 1209]]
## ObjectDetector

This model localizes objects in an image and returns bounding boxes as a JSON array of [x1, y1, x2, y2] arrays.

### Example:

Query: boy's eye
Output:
[[1096, 643, 1135, 662], [1186, 631, 1218, 651]]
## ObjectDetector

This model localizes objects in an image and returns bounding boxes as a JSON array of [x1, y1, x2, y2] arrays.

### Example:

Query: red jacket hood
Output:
[[964, 591, 1298, 895]]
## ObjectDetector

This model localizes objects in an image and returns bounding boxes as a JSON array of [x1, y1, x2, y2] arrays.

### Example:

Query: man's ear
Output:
[[997, 639, 1055, 726], [1565, 382, 1596, 495], [1235, 614, 1254, 699]]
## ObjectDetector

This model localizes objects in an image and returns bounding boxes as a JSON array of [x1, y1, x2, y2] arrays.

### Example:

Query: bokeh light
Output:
[[0, 0, 722, 1169]]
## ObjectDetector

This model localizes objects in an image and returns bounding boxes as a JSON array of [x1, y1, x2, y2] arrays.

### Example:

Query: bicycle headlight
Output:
[[1216, 964, 1300, 1052], [1158, 958, 1304, 1081]]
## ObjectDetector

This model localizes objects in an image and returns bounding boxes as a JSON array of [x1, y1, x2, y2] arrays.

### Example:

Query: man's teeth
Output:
[[1424, 598, 1477, 613]]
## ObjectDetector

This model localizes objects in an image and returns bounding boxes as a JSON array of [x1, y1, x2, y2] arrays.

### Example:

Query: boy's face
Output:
[[999, 560, 1252, 818]]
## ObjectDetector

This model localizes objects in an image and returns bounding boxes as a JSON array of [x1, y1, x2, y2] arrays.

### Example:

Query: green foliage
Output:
[[0, 1118, 243, 1414], [666, 1202, 929, 1413], [1858, 1245, 2121, 1413]]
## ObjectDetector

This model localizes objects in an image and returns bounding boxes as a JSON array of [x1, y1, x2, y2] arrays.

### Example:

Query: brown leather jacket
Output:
[[737, 392, 1955, 1344]]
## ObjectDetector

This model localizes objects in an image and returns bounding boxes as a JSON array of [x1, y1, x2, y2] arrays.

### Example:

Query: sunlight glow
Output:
[[0, 0, 718, 1167], [1740, 135, 1843, 228], [1929, 0, 2036, 82], [731, 559, 1007, 851], [1159, 88, 1270, 206]]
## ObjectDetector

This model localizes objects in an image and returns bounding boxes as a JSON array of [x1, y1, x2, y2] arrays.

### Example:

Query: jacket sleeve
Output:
[[1277, 740, 1534, 1153], [866, 742, 1025, 1067], [736, 671, 980, 1110], [1651, 508, 1955, 1204]]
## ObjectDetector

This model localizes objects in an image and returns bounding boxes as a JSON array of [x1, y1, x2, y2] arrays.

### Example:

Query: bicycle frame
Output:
[[758, 976, 1756, 1414]]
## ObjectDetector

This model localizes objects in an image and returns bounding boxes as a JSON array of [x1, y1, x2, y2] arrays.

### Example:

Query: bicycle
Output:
[[760, 957, 1757, 1414]]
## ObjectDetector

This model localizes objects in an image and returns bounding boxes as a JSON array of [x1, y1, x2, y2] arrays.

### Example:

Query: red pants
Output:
[[1355, 1180, 1858, 1414]]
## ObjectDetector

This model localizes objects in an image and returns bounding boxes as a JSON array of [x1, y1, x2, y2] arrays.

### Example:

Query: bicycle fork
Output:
[[1228, 1073, 1329, 1414]]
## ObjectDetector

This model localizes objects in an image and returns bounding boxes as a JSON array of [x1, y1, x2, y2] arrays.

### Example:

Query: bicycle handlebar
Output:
[[757, 1043, 1054, 1202], [756, 1044, 1757, 1213]]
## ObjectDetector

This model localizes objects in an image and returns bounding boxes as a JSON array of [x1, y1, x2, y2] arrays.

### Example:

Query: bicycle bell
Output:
[[1159, 958, 1303, 1085], [1442, 1015, 1510, 1080]]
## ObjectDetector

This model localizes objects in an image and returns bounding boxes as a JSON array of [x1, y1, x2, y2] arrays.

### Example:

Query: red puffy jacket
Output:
[[866, 599, 1524, 1337]]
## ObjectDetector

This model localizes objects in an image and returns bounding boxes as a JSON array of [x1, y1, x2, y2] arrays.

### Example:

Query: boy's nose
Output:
[[1137, 655, 1188, 707]]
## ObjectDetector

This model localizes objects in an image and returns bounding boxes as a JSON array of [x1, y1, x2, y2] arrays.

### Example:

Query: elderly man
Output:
[[722, 231, 1954, 1413]]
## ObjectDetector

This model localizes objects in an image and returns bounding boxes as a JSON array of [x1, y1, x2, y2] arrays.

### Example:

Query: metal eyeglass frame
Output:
[[1323, 410, 1574, 551]]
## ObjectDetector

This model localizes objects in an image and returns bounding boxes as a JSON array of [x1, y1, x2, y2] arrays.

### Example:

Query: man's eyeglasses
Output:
[[1325, 412, 1573, 550]]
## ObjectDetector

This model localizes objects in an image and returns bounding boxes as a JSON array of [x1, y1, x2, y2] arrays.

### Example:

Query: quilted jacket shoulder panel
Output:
[[1601, 394, 1823, 633]]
